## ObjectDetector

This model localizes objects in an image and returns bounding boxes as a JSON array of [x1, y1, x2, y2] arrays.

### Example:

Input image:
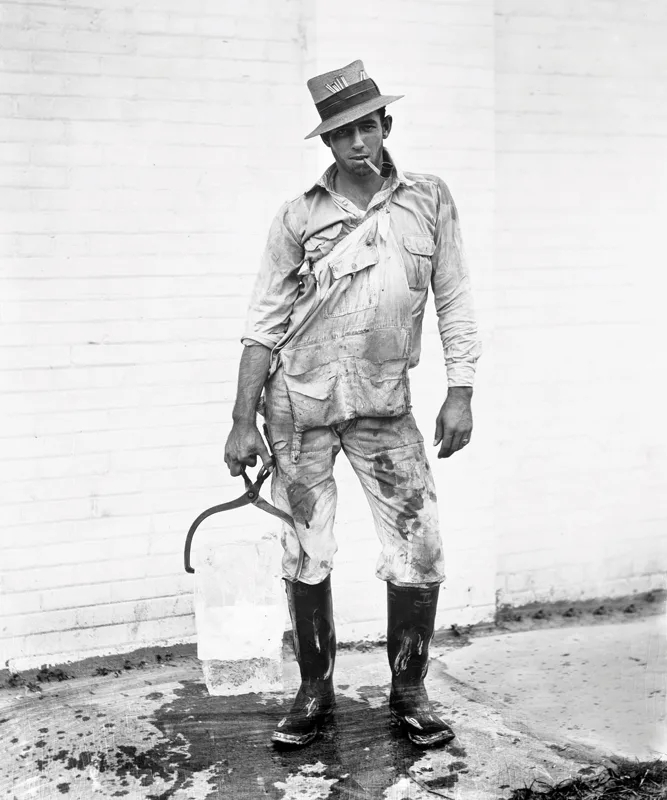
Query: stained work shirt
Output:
[[242, 153, 481, 387]]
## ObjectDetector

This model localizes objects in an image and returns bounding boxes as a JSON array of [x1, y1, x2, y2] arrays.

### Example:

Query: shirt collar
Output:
[[308, 149, 415, 195]]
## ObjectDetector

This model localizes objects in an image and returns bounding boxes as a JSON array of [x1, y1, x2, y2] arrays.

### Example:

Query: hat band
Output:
[[315, 79, 381, 121]]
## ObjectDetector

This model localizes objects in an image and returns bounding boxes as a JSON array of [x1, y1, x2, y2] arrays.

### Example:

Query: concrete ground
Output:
[[1, 615, 665, 800]]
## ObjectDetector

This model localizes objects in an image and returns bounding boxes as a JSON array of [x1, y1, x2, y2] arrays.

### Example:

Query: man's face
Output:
[[325, 111, 391, 178]]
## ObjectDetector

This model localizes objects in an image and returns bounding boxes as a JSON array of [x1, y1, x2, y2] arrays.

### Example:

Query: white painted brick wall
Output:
[[2, 0, 665, 670], [494, 0, 667, 606], [0, 0, 496, 669], [0, 0, 313, 670]]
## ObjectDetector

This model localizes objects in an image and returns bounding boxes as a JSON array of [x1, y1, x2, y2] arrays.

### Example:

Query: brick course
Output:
[[1, 0, 665, 669]]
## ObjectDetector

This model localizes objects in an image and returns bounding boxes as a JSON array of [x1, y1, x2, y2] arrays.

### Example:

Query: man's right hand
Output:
[[224, 420, 272, 477]]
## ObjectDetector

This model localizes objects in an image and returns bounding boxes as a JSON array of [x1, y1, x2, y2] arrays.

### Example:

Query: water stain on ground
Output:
[[152, 682, 467, 799], [21, 681, 466, 799]]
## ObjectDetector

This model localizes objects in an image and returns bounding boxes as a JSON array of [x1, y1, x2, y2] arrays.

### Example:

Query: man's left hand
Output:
[[433, 387, 473, 458]]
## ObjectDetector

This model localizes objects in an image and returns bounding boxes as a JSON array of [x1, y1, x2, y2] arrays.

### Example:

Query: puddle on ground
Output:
[[148, 682, 468, 798], [11, 680, 468, 799]]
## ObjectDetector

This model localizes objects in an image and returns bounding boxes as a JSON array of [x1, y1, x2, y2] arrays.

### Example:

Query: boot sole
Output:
[[271, 728, 319, 748], [390, 709, 456, 748], [271, 706, 334, 748]]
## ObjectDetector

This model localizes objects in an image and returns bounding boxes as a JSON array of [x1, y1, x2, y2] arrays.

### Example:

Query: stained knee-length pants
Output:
[[264, 368, 446, 588]]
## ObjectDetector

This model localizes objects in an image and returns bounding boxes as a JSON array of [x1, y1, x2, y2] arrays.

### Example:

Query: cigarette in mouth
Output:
[[363, 157, 382, 176]]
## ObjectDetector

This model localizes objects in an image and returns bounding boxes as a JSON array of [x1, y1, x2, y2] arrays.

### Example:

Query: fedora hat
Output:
[[305, 59, 403, 140]]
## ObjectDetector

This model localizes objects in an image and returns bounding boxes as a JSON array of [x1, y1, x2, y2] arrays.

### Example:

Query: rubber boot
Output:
[[271, 575, 336, 747], [387, 582, 455, 747]]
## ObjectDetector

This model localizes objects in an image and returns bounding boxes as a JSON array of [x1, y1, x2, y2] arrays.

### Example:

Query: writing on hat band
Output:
[[315, 78, 381, 121]]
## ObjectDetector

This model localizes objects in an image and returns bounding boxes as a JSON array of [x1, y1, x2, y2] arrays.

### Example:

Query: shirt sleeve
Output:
[[431, 179, 482, 387], [241, 202, 304, 350]]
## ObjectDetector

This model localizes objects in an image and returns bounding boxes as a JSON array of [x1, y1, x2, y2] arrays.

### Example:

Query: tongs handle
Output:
[[240, 457, 275, 496], [184, 458, 276, 574]]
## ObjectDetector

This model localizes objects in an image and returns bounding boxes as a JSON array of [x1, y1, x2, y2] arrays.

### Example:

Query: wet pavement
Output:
[[1, 615, 664, 799]]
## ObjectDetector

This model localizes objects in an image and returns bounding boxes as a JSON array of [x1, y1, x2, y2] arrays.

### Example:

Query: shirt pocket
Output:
[[402, 233, 435, 290], [325, 241, 380, 318]]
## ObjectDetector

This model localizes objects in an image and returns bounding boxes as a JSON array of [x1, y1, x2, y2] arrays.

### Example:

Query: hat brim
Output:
[[304, 94, 404, 140]]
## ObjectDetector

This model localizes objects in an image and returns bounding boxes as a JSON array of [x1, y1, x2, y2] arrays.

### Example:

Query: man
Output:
[[224, 60, 481, 749]]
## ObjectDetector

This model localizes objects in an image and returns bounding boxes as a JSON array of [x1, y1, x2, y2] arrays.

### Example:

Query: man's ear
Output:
[[382, 115, 393, 139], [320, 133, 331, 147]]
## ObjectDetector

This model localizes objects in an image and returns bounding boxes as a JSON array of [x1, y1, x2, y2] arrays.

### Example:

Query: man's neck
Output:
[[333, 168, 385, 211]]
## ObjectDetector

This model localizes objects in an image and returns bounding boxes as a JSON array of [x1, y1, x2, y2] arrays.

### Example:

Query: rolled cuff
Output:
[[446, 360, 478, 388], [241, 334, 280, 350]]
